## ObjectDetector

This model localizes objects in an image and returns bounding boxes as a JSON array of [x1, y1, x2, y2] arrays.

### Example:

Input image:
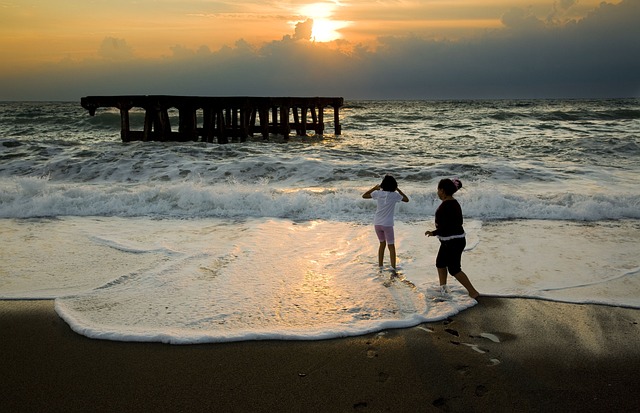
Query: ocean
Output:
[[1, 99, 639, 344]]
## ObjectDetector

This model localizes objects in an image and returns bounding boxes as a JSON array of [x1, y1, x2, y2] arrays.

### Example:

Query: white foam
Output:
[[3, 216, 639, 344], [480, 333, 500, 343], [49, 218, 476, 344], [1, 176, 638, 221]]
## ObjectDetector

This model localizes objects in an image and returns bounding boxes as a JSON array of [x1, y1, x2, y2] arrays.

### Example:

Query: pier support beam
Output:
[[119, 109, 130, 142], [178, 105, 198, 142], [333, 104, 342, 135], [316, 107, 324, 135]]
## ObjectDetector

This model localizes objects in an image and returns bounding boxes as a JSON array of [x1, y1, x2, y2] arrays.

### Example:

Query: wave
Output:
[[2, 99, 639, 222], [486, 108, 640, 122], [2, 176, 639, 221], [343, 98, 640, 123]]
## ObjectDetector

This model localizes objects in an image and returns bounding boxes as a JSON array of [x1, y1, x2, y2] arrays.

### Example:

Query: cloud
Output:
[[98, 37, 134, 61], [293, 18, 314, 41], [558, 0, 577, 9], [1, 0, 638, 100], [501, 7, 546, 31]]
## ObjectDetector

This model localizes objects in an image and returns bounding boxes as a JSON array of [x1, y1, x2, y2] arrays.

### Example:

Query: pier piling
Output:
[[80, 95, 344, 143]]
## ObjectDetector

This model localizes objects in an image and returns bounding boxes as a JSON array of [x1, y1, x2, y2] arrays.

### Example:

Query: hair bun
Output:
[[452, 178, 462, 190]]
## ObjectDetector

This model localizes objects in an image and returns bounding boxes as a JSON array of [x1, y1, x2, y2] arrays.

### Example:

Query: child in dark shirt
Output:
[[425, 178, 479, 299]]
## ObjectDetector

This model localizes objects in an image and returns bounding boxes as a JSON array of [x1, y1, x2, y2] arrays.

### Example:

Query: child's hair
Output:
[[380, 175, 398, 192], [438, 178, 462, 196]]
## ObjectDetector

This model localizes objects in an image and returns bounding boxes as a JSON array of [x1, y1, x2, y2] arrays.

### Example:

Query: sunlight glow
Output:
[[299, 2, 351, 42], [311, 18, 350, 42]]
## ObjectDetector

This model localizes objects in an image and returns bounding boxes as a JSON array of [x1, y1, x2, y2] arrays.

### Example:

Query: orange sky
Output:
[[1, 0, 617, 73], [1, 0, 637, 100]]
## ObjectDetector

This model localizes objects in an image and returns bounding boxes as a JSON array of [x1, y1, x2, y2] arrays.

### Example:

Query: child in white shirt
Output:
[[362, 175, 409, 270]]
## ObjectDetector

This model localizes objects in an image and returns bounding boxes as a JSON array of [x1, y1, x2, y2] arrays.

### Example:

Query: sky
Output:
[[1, 0, 639, 100]]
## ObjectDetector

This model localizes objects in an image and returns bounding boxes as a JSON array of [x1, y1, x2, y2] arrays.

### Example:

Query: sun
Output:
[[299, 2, 350, 42], [311, 18, 349, 42]]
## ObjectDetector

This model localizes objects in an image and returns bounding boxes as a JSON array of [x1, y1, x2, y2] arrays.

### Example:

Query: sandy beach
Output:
[[1, 297, 639, 413]]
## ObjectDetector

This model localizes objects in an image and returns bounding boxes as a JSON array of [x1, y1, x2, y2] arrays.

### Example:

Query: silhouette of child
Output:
[[425, 178, 479, 299]]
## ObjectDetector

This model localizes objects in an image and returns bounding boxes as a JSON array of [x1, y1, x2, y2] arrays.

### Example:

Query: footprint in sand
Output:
[[377, 372, 390, 382], [473, 333, 503, 365], [488, 358, 501, 366], [428, 322, 503, 366], [475, 384, 489, 397], [445, 328, 459, 337], [432, 397, 449, 410], [462, 343, 488, 354]]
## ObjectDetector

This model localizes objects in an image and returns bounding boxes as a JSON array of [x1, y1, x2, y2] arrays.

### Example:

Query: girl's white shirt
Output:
[[371, 190, 404, 226]]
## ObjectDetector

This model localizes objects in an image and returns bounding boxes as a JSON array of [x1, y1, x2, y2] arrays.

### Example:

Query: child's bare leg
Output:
[[452, 271, 479, 298], [437, 267, 448, 286], [388, 244, 397, 269], [378, 242, 386, 267]]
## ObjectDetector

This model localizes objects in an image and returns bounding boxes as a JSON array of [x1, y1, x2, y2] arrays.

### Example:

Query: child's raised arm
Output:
[[362, 184, 380, 199], [396, 188, 409, 202]]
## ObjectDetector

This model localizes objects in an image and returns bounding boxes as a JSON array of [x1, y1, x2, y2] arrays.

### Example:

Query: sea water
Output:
[[1, 99, 639, 344]]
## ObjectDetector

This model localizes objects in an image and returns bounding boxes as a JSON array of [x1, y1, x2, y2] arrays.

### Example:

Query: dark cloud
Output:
[[501, 7, 547, 31], [2, 0, 638, 100]]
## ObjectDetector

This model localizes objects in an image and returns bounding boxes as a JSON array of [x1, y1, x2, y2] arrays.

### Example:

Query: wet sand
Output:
[[1, 298, 639, 412]]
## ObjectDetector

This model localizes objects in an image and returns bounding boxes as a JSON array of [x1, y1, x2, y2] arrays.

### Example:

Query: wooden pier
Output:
[[80, 95, 344, 143]]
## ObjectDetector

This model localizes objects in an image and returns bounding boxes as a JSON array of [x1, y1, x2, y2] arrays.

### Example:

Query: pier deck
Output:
[[80, 95, 344, 143]]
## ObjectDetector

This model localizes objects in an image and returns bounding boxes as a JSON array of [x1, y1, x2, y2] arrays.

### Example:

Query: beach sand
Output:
[[2, 298, 639, 413]]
